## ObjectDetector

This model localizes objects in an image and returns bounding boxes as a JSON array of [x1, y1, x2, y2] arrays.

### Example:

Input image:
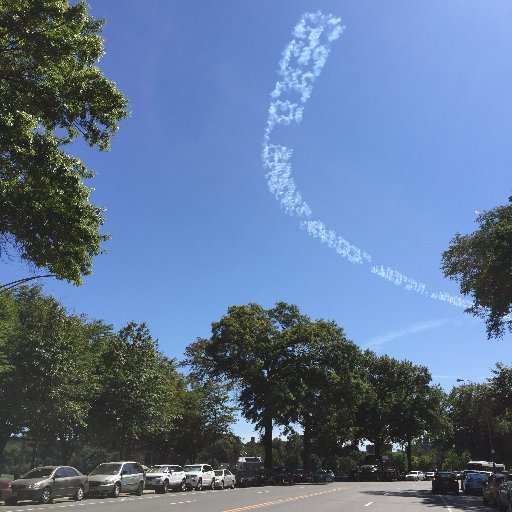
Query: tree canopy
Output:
[[0, 0, 128, 284], [442, 196, 512, 338]]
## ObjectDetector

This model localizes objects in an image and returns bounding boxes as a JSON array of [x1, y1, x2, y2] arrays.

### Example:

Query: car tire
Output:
[[179, 479, 187, 492], [231, 480, 236, 489], [210, 479, 215, 490], [196, 479, 202, 491], [135, 481, 144, 496], [74, 485, 84, 501], [40, 487, 52, 504], [111, 482, 121, 498]]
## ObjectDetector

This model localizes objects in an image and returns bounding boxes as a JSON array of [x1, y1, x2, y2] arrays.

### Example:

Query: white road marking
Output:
[[364, 502, 374, 507], [440, 494, 454, 512]]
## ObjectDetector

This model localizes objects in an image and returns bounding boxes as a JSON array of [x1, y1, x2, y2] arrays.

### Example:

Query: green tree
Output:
[[355, 352, 416, 460], [184, 302, 315, 470], [289, 320, 364, 469], [0, 0, 128, 284], [391, 364, 447, 472], [442, 196, 512, 338], [88, 322, 180, 459]]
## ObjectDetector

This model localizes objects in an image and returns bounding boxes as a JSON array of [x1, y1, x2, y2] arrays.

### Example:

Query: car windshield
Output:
[[147, 466, 170, 473], [90, 463, 122, 476], [436, 472, 454, 477], [467, 473, 487, 480], [184, 465, 202, 472], [21, 467, 55, 479]]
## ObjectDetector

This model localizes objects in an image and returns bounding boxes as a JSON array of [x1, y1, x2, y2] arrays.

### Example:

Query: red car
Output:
[[0, 477, 12, 502]]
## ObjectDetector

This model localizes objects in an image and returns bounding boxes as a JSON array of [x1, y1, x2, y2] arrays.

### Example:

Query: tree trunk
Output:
[[303, 422, 312, 470], [262, 414, 273, 470], [30, 438, 39, 468], [406, 435, 412, 472], [0, 432, 11, 466]]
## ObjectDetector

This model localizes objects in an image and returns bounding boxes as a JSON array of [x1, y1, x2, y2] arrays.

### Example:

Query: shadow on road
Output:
[[360, 488, 488, 511]]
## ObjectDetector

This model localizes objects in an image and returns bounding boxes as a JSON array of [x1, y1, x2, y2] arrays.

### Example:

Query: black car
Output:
[[432, 471, 459, 495], [312, 469, 334, 483]]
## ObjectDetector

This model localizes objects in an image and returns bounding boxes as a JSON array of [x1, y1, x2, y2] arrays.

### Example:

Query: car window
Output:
[[204, 465, 213, 472], [90, 463, 121, 476], [22, 467, 55, 479], [226, 470, 232, 475], [170, 466, 182, 472], [183, 465, 202, 472]]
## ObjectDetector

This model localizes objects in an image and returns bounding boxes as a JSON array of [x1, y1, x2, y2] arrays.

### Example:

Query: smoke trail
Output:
[[262, 12, 473, 310]]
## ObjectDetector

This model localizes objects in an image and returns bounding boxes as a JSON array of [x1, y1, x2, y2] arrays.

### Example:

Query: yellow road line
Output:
[[222, 487, 343, 512]]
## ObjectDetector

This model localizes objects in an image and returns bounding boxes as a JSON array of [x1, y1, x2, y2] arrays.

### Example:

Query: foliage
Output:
[[0, 0, 128, 283], [442, 196, 512, 338], [184, 302, 313, 469]]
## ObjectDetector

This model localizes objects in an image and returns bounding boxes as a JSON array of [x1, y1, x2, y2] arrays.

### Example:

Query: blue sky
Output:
[[4, 0, 512, 440]]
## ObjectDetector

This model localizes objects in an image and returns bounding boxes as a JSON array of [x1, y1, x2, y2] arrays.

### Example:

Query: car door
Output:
[[52, 467, 68, 498], [63, 467, 80, 497], [170, 466, 182, 488], [120, 463, 134, 492]]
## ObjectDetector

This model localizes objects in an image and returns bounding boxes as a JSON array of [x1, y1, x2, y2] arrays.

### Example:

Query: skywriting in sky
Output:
[[261, 11, 472, 310]]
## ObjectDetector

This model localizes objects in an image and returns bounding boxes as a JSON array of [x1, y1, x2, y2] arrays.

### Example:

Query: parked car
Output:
[[312, 469, 334, 483], [266, 467, 295, 485], [483, 472, 507, 506], [88, 461, 145, 498], [425, 471, 436, 481], [431, 471, 458, 494], [406, 471, 425, 481], [183, 464, 215, 491], [460, 470, 480, 492], [358, 465, 380, 481], [498, 474, 512, 511], [145, 465, 186, 493], [214, 469, 236, 490], [292, 469, 312, 483], [0, 477, 12, 502], [7, 466, 88, 505], [464, 471, 489, 495]]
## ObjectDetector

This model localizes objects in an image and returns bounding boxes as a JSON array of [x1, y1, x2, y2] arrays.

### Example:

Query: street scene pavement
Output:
[[0, 481, 489, 512]]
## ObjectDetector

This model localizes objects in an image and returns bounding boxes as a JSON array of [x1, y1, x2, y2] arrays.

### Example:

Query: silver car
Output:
[[214, 469, 236, 490], [8, 466, 88, 505], [87, 462, 145, 498]]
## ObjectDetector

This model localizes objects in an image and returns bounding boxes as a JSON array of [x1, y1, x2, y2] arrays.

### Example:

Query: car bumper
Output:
[[10, 489, 43, 501], [87, 482, 116, 495]]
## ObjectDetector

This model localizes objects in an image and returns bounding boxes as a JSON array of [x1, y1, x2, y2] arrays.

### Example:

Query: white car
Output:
[[183, 464, 215, 491], [144, 465, 186, 493], [214, 469, 236, 490], [406, 471, 425, 481]]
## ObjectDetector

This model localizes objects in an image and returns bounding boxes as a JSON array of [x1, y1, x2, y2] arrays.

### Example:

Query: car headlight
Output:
[[102, 477, 117, 484]]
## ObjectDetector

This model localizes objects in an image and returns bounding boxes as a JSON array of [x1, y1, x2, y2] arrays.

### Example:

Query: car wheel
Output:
[[161, 480, 169, 493], [179, 479, 187, 492], [135, 481, 144, 496], [218, 479, 224, 490], [111, 482, 121, 498], [74, 485, 84, 501], [196, 479, 202, 491], [230, 480, 236, 489], [210, 479, 215, 490], [40, 487, 52, 504]]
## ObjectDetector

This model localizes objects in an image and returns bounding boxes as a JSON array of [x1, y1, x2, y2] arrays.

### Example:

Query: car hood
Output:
[[88, 473, 120, 482], [12, 477, 51, 486]]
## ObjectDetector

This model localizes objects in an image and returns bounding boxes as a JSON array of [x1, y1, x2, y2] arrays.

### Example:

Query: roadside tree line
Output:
[[2, 289, 512, 475]]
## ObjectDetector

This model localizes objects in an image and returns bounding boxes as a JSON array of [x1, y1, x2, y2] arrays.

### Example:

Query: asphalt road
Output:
[[0, 480, 490, 512]]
